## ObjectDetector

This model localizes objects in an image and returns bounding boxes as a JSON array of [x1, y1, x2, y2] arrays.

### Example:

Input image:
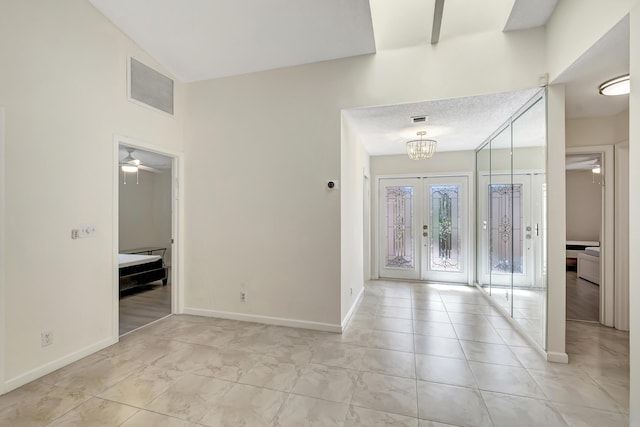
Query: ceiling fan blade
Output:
[[138, 164, 163, 173]]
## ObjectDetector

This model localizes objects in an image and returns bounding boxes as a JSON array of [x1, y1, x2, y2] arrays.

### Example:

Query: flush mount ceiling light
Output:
[[406, 131, 437, 160], [599, 74, 630, 96]]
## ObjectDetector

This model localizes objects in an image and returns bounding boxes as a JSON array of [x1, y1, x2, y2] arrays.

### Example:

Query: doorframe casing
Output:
[[373, 171, 474, 284], [113, 135, 185, 339], [565, 145, 614, 327], [0, 108, 6, 394]]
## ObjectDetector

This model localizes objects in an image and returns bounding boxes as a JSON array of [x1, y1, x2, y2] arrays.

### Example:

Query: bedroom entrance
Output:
[[116, 138, 180, 336]]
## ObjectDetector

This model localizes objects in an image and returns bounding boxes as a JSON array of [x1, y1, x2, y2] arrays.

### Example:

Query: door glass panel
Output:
[[430, 185, 461, 272], [385, 186, 414, 268], [489, 183, 523, 275]]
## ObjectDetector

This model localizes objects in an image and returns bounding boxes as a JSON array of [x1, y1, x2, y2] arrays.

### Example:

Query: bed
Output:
[[577, 246, 600, 285], [566, 240, 599, 271], [119, 253, 167, 293]]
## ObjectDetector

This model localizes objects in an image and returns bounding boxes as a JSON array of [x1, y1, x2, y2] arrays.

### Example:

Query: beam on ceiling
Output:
[[431, 0, 445, 44]]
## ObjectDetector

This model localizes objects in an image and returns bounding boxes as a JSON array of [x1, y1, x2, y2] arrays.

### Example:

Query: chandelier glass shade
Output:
[[406, 131, 437, 160]]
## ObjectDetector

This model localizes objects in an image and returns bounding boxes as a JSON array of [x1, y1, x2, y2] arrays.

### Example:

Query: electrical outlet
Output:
[[240, 291, 246, 302], [41, 331, 53, 347]]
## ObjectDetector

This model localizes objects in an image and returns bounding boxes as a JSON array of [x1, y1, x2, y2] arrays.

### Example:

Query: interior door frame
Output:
[[565, 145, 614, 327], [113, 135, 184, 339], [0, 107, 6, 394], [374, 172, 473, 284]]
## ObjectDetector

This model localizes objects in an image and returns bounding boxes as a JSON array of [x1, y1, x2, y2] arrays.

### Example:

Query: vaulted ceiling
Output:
[[88, 0, 629, 155]]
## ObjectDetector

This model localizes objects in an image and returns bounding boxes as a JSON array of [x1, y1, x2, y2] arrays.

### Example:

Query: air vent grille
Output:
[[129, 58, 174, 115], [411, 115, 428, 123]]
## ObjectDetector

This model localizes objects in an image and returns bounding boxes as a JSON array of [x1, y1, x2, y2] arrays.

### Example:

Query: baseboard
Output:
[[341, 287, 365, 330], [183, 307, 342, 333], [547, 351, 569, 364], [3, 336, 118, 395]]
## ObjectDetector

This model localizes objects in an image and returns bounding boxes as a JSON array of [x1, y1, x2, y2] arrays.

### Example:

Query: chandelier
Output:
[[406, 131, 437, 160]]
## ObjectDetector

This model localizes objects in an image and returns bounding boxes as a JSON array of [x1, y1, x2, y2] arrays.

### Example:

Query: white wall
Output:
[[119, 169, 172, 265], [340, 117, 370, 322], [565, 170, 602, 241], [547, 0, 636, 82], [628, 6, 640, 423], [0, 0, 184, 390], [182, 29, 547, 329], [566, 111, 629, 147]]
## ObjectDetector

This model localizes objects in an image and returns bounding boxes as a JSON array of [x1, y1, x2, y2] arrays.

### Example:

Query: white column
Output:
[[545, 85, 568, 362]]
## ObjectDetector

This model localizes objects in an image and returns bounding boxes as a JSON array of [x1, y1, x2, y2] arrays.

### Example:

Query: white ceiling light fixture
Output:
[[406, 131, 437, 160], [599, 74, 630, 96]]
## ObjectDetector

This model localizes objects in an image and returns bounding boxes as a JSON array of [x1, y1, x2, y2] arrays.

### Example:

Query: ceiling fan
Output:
[[119, 148, 161, 173]]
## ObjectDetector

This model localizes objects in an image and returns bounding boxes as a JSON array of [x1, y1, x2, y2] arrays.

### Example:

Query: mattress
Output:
[[118, 253, 161, 268], [584, 246, 600, 257]]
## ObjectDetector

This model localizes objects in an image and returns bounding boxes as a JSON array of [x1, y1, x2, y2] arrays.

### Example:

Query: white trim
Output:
[[546, 351, 569, 364], [342, 287, 365, 329], [474, 283, 567, 362], [3, 336, 117, 394], [614, 142, 630, 330], [183, 308, 342, 333], [0, 108, 5, 394], [566, 145, 615, 327], [113, 135, 185, 340]]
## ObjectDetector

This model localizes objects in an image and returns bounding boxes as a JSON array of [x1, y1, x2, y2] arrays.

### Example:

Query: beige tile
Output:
[[98, 364, 184, 407], [368, 330, 414, 352], [311, 342, 365, 370], [120, 410, 195, 426], [452, 323, 505, 344], [198, 383, 286, 427], [447, 312, 490, 326], [494, 327, 530, 347], [373, 316, 414, 333], [469, 361, 546, 399], [344, 405, 418, 427], [361, 348, 415, 379], [377, 306, 413, 319], [351, 372, 418, 418], [415, 354, 476, 388], [412, 309, 450, 324], [459, 340, 521, 367], [46, 397, 138, 427], [482, 391, 567, 427], [528, 370, 625, 413], [414, 335, 465, 359], [41, 355, 144, 395], [238, 355, 303, 392], [592, 376, 629, 413], [379, 297, 413, 308], [191, 347, 259, 382], [0, 381, 89, 427], [273, 394, 349, 427], [418, 420, 458, 427], [411, 300, 447, 312], [291, 364, 359, 403], [321, 327, 372, 347], [145, 374, 234, 422], [417, 381, 492, 427], [412, 321, 457, 339], [552, 402, 629, 427]]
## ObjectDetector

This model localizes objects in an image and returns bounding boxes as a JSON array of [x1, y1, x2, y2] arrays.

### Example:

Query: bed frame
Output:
[[119, 259, 167, 292], [577, 252, 600, 285]]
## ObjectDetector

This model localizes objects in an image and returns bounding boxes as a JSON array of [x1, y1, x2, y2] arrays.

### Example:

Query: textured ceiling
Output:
[[343, 89, 542, 156], [88, 0, 375, 82]]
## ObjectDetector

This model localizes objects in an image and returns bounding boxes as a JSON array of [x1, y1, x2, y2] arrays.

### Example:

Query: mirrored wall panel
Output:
[[475, 91, 547, 349]]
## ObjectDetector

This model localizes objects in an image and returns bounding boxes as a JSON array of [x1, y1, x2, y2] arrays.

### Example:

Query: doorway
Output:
[[378, 175, 469, 283], [115, 138, 180, 336]]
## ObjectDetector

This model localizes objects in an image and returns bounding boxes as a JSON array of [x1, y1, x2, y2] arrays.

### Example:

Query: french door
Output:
[[378, 176, 468, 283], [478, 173, 537, 287]]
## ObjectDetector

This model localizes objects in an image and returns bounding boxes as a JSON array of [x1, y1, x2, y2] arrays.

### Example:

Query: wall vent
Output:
[[411, 115, 428, 123], [128, 57, 174, 116]]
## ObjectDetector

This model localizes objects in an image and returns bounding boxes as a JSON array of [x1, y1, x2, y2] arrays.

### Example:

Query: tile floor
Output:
[[0, 281, 630, 426]]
